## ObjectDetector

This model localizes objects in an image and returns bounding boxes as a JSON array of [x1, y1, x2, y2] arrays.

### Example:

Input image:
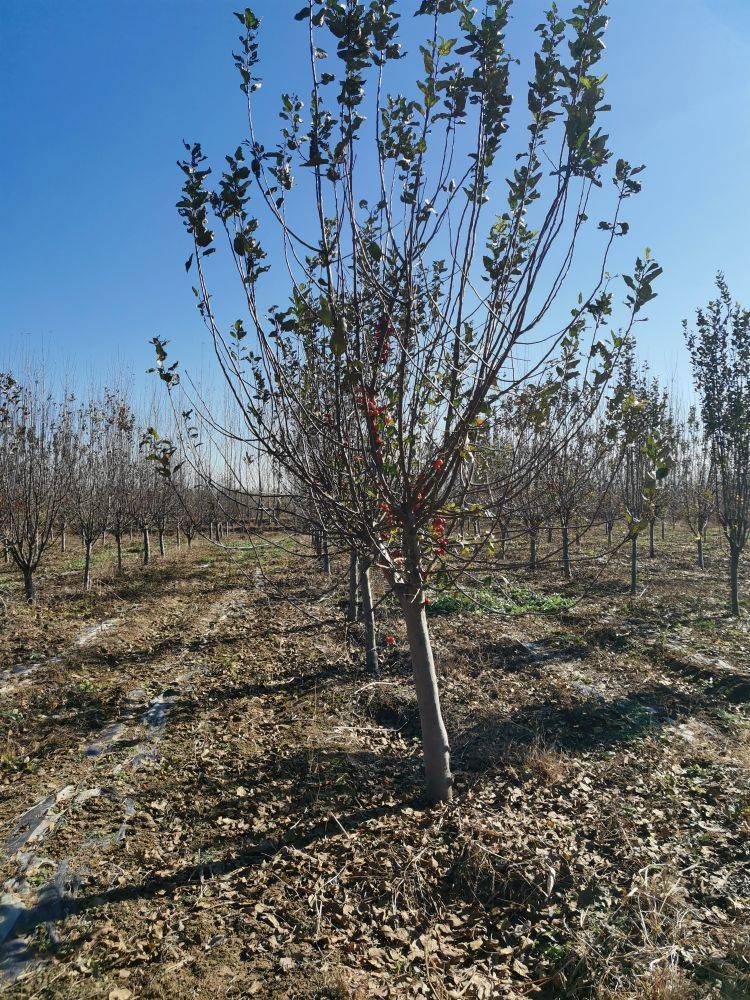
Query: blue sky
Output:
[[2, 0, 749, 398]]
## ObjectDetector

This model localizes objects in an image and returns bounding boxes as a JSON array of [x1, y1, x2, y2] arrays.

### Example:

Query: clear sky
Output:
[[2, 0, 750, 398]]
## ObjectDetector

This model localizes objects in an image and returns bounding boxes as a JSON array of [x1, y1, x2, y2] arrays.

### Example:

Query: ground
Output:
[[0, 526, 749, 999]]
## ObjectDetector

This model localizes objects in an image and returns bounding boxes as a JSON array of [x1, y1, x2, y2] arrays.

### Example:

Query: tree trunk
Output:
[[321, 530, 330, 576], [187, 531, 193, 549], [606, 520, 613, 546], [529, 530, 537, 572], [648, 519, 656, 558], [500, 524, 507, 560], [347, 550, 359, 623], [359, 561, 378, 675], [22, 566, 35, 602], [730, 542, 741, 616], [546, 523, 553, 544], [83, 539, 93, 591], [561, 524, 572, 580], [399, 589, 452, 804], [115, 531, 123, 574], [3, 540, 9, 564], [143, 528, 151, 566], [176, 522, 181, 548], [630, 534, 638, 596], [158, 529, 166, 557], [661, 518, 665, 541], [697, 534, 704, 570], [60, 523, 67, 553]]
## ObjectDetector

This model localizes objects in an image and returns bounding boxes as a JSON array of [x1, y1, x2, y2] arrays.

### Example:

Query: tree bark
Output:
[[176, 522, 181, 548], [158, 529, 166, 557], [529, 530, 537, 572], [359, 561, 378, 675], [697, 522, 706, 570], [83, 539, 93, 591], [730, 542, 741, 616], [399, 589, 452, 804], [630, 534, 638, 596], [22, 566, 35, 602], [321, 530, 330, 576], [561, 524, 572, 580], [347, 549, 359, 623], [115, 531, 123, 574], [60, 523, 66, 553], [143, 528, 151, 566], [648, 519, 656, 558]]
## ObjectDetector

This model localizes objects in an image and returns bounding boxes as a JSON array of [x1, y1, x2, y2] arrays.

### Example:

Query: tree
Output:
[[132, 460, 157, 566], [543, 398, 610, 580], [155, 1, 660, 803], [152, 474, 176, 557], [678, 406, 712, 569], [70, 398, 114, 592], [0, 373, 72, 601], [106, 393, 138, 575], [686, 275, 750, 615], [608, 347, 674, 595]]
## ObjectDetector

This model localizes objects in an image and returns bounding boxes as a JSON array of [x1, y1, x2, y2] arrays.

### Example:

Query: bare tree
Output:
[[70, 398, 114, 591], [0, 373, 72, 601], [678, 406, 712, 569], [107, 395, 138, 575], [608, 348, 674, 595]]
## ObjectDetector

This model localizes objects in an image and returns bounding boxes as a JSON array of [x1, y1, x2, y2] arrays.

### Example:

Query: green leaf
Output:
[[331, 314, 347, 355], [320, 298, 333, 329]]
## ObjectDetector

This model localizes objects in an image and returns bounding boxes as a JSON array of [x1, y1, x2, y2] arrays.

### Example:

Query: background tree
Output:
[[543, 398, 608, 580], [686, 275, 750, 615], [0, 372, 72, 601], [608, 348, 674, 595], [70, 398, 113, 591], [678, 406, 712, 569], [106, 393, 138, 575]]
